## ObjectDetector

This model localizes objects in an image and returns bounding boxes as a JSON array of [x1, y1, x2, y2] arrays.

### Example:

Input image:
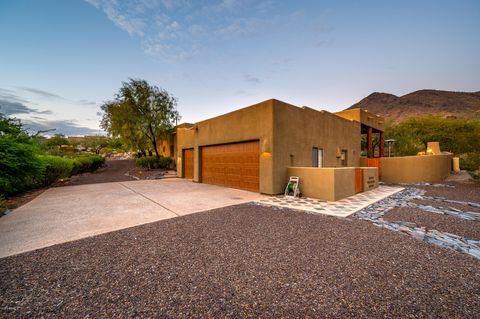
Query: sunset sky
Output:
[[1, 0, 479, 135]]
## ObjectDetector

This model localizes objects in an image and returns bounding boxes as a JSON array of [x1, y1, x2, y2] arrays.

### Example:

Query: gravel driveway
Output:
[[1, 203, 479, 318]]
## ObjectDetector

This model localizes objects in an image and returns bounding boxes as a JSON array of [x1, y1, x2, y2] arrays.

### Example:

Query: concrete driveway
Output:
[[0, 179, 265, 258]]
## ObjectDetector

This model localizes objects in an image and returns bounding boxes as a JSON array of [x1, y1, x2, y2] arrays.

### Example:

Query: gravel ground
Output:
[[384, 207, 480, 240], [414, 182, 480, 202], [412, 199, 480, 213], [1, 203, 479, 318]]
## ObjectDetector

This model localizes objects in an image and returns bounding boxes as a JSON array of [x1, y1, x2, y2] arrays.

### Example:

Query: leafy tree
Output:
[[82, 135, 109, 154], [385, 116, 480, 156], [100, 79, 180, 157], [0, 114, 44, 195], [107, 137, 125, 150], [46, 134, 69, 149]]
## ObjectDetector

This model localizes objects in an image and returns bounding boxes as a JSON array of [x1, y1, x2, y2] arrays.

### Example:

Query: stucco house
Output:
[[173, 99, 384, 196]]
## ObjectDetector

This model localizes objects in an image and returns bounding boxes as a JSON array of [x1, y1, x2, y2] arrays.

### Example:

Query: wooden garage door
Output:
[[183, 148, 194, 179], [201, 141, 259, 192]]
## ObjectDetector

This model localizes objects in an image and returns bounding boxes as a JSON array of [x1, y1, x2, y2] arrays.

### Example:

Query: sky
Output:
[[0, 0, 479, 136]]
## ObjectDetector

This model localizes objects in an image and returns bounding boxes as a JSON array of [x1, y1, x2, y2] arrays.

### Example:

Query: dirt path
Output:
[[60, 159, 136, 186]]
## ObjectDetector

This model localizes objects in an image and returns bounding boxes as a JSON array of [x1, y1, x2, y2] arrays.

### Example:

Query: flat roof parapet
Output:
[[335, 108, 385, 132]]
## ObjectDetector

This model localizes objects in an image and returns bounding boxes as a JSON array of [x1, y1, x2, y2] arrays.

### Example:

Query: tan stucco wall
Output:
[[335, 108, 385, 132], [176, 100, 275, 194], [273, 100, 361, 194], [287, 167, 356, 201], [380, 154, 452, 183]]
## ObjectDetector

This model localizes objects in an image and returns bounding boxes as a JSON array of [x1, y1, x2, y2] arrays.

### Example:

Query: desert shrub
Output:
[[39, 155, 105, 185], [45, 134, 69, 148], [71, 155, 105, 175], [47, 145, 76, 156], [459, 152, 480, 171], [39, 155, 74, 185], [136, 156, 173, 169], [0, 115, 44, 196]]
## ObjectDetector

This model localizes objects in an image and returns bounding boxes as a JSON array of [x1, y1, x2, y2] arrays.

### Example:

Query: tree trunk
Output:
[[152, 137, 160, 158], [149, 124, 160, 158]]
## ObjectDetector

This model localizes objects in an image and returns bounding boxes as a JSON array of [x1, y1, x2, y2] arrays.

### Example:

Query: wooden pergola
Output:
[[362, 124, 385, 157]]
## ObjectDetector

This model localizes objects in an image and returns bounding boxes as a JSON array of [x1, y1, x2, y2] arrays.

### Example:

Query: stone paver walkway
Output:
[[256, 185, 404, 217], [353, 187, 480, 259]]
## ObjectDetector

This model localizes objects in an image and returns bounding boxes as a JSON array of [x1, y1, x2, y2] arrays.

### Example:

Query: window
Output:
[[312, 147, 324, 167], [170, 145, 174, 157]]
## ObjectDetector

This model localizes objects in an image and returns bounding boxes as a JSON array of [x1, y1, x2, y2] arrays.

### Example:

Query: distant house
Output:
[[156, 123, 194, 159]]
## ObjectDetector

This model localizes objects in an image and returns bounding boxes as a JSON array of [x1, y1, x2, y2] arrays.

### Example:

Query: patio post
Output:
[[379, 132, 385, 157], [367, 127, 373, 154]]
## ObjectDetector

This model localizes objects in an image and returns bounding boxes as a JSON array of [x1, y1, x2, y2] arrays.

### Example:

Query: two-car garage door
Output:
[[201, 141, 259, 192]]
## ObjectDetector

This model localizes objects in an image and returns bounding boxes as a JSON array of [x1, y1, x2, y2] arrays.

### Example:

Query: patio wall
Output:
[[380, 154, 452, 183]]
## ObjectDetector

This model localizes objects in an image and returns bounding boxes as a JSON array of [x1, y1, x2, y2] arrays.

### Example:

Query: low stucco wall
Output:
[[380, 154, 452, 183], [287, 167, 356, 201], [361, 167, 379, 191]]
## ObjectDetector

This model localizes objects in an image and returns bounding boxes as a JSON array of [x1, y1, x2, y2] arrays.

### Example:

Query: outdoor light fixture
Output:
[[261, 152, 272, 159], [385, 139, 396, 157]]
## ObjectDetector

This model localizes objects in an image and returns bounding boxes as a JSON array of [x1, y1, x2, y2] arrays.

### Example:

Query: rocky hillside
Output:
[[347, 90, 480, 122]]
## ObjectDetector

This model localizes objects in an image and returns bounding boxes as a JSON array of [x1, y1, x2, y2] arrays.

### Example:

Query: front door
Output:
[[183, 148, 194, 179]]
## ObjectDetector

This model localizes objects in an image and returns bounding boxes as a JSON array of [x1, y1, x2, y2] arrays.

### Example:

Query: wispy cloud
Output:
[[22, 119, 104, 137], [244, 74, 261, 85], [0, 88, 35, 105], [0, 99, 52, 116], [18, 87, 63, 99], [85, 0, 146, 36], [17, 87, 97, 106], [1, 87, 101, 136], [0, 88, 53, 116], [217, 17, 267, 38], [84, 0, 302, 60], [78, 99, 97, 105]]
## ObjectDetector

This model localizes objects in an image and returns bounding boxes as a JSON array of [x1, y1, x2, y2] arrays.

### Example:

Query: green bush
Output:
[[38, 155, 105, 186], [459, 152, 480, 172], [71, 155, 105, 175], [0, 115, 44, 196], [136, 156, 173, 169], [39, 155, 74, 185], [0, 114, 107, 197]]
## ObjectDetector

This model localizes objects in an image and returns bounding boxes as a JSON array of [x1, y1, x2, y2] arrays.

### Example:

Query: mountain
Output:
[[347, 90, 480, 122]]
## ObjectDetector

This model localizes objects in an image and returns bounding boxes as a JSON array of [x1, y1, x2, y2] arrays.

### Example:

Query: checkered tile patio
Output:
[[256, 185, 404, 217]]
